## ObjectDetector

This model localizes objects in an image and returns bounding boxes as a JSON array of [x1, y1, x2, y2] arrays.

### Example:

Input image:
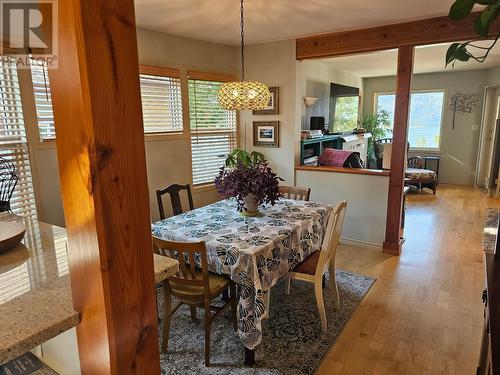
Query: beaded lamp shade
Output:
[[0, 157, 19, 212], [218, 81, 270, 111], [217, 0, 270, 111]]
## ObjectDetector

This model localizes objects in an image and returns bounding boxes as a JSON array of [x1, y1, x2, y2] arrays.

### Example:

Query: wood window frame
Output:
[[187, 70, 236, 83], [138, 64, 185, 139], [374, 89, 447, 152]]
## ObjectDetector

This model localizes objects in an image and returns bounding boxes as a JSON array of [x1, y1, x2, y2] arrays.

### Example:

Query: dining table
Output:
[[151, 197, 333, 365]]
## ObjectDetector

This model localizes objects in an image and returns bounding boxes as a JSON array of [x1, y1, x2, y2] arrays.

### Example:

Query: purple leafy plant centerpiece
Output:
[[215, 149, 282, 215]]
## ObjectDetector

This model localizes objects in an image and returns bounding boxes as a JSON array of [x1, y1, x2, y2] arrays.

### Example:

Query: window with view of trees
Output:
[[375, 91, 445, 150], [332, 95, 359, 132], [188, 78, 237, 186]]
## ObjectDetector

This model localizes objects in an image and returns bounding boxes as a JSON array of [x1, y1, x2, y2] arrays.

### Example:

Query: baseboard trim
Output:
[[340, 237, 382, 250]]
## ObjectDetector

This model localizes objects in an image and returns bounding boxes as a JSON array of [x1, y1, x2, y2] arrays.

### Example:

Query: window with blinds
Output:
[[31, 63, 184, 138], [188, 78, 237, 186], [139, 70, 183, 134], [0, 61, 37, 218], [30, 58, 55, 140]]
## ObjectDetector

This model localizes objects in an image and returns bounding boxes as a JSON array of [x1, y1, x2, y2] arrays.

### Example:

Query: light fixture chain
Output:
[[240, 0, 245, 81]]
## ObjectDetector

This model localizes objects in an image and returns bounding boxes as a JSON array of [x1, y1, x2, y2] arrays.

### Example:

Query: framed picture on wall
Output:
[[253, 121, 279, 147], [253, 87, 279, 115]]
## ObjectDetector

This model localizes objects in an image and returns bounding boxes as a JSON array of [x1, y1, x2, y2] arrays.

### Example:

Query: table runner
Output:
[[152, 198, 332, 349]]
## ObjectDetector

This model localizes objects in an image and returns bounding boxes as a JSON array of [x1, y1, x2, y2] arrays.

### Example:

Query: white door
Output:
[[476, 87, 500, 191]]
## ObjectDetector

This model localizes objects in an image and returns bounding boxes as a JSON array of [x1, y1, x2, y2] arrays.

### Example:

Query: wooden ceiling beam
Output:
[[296, 12, 500, 60], [48, 0, 161, 373]]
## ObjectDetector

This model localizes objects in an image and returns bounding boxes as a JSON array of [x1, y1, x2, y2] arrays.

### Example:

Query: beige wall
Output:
[[297, 60, 363, 130], [239, 40, 298, 184], [29, 28, 239, 226], [296, 170, 389, 246], [363, 69, 489, 185], [486, 66, 500, 86]]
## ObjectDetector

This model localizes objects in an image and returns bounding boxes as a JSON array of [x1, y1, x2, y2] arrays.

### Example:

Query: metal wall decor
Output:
[[0, 157, 19, 212], [449, 92, 479, 130]]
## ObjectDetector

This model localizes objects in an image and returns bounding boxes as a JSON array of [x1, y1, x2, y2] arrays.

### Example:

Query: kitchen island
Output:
[[0, 213, 178, 373]]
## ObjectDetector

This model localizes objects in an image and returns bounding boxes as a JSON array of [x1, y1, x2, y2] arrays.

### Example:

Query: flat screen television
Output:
[[310, 116, 325, 131]]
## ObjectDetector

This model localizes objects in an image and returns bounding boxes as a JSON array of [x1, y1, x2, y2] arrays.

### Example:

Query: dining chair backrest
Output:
[[279, 185, 311, 201], [152, 236, 210, 299], [315, 201, 347, 277], [407, 156, 423, 169], [156, 183, 195, 219]]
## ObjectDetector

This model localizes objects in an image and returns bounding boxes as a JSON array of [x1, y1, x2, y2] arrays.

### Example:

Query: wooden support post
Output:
[[48, 0, 160, 373], [383, 46, 414, 256]]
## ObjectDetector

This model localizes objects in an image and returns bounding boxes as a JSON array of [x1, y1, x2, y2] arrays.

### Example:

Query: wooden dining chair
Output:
[[152, 237, 237, 366], [279, 185, 311, 201], [285, 201, 347, 333], [156, 183, 194, 219], [407, 156, 424, 169]]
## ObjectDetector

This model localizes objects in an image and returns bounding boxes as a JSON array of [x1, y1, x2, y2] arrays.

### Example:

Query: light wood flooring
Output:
[[318, 184, 500, 374]]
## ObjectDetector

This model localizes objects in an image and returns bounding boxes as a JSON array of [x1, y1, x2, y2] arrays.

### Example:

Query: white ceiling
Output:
[[134, 0, 456, 46], [320, 42, 500, 77]]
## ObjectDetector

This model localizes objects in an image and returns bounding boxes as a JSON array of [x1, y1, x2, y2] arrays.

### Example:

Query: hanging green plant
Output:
[[446, 0, 500, 67]]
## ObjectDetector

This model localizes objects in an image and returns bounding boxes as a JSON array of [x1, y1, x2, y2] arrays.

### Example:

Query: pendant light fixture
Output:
[[218, 0, 271, 110]]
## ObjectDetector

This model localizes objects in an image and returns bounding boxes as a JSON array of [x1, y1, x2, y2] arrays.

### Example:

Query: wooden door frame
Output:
[[296, 13, 500, 255]]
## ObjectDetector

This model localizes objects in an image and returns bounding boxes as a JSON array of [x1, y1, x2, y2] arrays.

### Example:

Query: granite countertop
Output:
[[0, 213, 179, 365], [484, 208, 500, 254], [484, 208, 500, 374]]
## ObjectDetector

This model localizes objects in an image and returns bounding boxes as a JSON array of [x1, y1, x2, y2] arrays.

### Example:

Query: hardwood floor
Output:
[[318, 184, 500, 374]]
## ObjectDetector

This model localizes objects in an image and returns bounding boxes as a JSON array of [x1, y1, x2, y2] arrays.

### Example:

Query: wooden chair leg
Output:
[[162, 286, 172, 353], [329, 264, 340, 310], [190, 305, 197, 321], [314, 281, 327, 333], [263, 290, 270, 320], [204, 302, 211, 367], [230, 283, 237, 330], [285, 277, 291, 295]]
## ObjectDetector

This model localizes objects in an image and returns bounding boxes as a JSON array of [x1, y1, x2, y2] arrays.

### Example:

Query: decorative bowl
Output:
[[0, 221, 26, 254]]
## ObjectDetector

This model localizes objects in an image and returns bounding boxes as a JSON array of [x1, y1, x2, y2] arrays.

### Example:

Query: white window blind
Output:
[[30, 58, 55, 140], [188, 78, 237, 186], [139, 73, 183, 134], [31, 63, 185, 138], [0, 61, 37, 218]]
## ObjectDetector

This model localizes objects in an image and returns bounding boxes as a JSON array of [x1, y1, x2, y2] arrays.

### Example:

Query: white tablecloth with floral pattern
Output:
[[151, 198, 332, 350]]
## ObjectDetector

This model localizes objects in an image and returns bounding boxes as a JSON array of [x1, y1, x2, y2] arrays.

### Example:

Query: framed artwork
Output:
[[253, 87, 279, 115], [253, 121, 279, 147]]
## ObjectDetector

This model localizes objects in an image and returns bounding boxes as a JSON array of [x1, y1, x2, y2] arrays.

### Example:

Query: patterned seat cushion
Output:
[[405, 168, 437, 182]]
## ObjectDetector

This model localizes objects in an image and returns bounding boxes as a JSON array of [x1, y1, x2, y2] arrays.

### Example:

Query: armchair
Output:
[[405, 156, 437, 194]]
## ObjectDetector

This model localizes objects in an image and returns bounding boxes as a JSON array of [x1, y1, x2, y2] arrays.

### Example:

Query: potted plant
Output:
[[446, 0, 500, 67], [215, 149, 282, 216], [362, 110, 391, 168]]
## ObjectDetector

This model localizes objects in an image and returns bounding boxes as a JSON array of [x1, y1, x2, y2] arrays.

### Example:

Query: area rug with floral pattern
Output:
[[158, 270, 375, 375]]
